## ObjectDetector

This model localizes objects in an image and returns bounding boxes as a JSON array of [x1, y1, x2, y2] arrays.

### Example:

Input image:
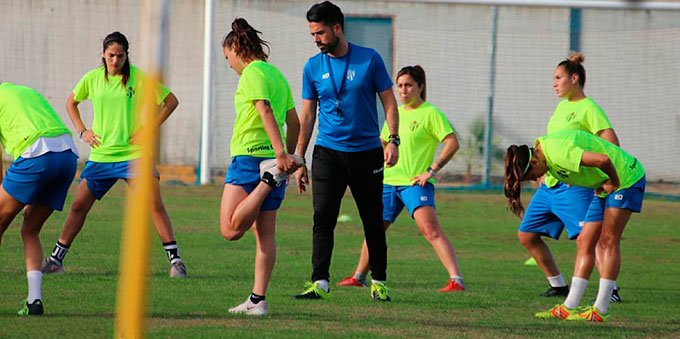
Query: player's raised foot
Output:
[[169, 261, 187, 278], [259, 155, 306, 188], [41, 258, 64, 275], [438, 279, 466, 292], [610, 287, 622, 303], [535, 304, 577, 319], [337, 276, 366, 287], [293, 282, 329, 300], [228, 298, 268, 316], [568, 305, 610, 322], [370, 282, 391, 302], [17, 299, 44, 316], [540, 285, 569, 297]]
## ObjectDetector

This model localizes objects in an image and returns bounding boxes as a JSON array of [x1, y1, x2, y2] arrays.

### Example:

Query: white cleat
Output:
[[228, 298, 268, 316]]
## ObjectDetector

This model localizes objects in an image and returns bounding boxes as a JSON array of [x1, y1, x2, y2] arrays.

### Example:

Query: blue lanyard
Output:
[[325, 43, 351, 115]]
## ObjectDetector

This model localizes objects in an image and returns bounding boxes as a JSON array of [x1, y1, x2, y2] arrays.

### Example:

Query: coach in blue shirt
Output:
[[293, 1, 399, 302]]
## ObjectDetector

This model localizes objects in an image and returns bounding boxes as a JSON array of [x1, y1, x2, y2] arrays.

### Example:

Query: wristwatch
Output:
[[388, 134, 400, 146]]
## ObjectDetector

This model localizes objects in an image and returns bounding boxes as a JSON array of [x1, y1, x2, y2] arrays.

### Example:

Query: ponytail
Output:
[[504, 145, 532, 217], [223, 18, 270, 62]]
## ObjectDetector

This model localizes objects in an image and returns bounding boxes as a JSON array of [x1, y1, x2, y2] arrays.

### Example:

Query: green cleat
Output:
[[17, 299, 44, 316], [293, 282, 330, 300], [535, 304, 577, 319], [568, 305, 610, 322], [370, 282, 391, 302]]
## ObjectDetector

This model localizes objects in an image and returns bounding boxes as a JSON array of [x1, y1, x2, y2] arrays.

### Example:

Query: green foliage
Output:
[[0, 184, 678, 338]]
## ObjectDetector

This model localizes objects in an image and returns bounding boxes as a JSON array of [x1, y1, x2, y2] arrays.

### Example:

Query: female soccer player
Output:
[[0, 82, 79, 315], [336, 66, 466, 292], [41, 32, 186, 278], [505, 129, 645, 322], [518, 53, 622, 301], [219, 18, 303, 316]]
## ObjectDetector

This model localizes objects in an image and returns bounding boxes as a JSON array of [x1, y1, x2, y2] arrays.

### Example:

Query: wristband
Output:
[[388, 134, 400, 146], [427, 167, 437, 175], [78, 129, 87, 140]]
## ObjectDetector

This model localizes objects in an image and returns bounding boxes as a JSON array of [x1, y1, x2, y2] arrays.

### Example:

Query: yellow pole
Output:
[[114, 0, 168, 337]]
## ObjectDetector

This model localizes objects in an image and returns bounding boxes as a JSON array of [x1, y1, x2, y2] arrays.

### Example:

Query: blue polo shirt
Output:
[[302, 43, 393, 152]]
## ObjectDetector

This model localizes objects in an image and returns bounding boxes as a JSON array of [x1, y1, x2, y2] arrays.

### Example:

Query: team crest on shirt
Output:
[[322, 73, 329, 79], [409, 120, 419, 132], [566, 112, 576, 121], [127, 86, 135, 99], [347, 69, 355, 81]]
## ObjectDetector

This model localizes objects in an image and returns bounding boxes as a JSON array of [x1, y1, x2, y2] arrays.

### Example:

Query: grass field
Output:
[[1, 183, 679, 338]]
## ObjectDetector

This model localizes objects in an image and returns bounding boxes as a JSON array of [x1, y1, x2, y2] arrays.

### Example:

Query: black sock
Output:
[[49, 241, 70, 265], [162, 241, 181, 264], [249, 293, 265, 304]]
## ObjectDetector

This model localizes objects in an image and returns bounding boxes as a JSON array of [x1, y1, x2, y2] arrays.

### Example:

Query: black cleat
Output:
[[610, 287, 622, 303], [540, 285, 569, 297], [17, 299, 44, 316]]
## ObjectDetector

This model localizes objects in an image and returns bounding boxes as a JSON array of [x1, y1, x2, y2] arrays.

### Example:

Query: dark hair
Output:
[[102, 31, 131, 87], [222, 18, 270, 62], [307, 1, 344, 31], [557, 52, 586, 88], [504, 144, 532, 218], [397, 65, 427, 100]]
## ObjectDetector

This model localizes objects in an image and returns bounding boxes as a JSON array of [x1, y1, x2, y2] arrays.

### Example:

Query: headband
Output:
[[523, 148, 533, 175]]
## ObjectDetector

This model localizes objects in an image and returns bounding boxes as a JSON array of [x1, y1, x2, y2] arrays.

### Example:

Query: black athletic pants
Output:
[[311, 145, 387, 282]]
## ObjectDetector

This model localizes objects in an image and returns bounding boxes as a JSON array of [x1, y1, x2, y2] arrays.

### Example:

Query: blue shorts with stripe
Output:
[[224, 156, 286, 211], [80, 160, 159, 200], [584, 176, 646, 222], [519, 182, 594, 240], [2, 150, 77, 211], [382, 183, 436, 223]]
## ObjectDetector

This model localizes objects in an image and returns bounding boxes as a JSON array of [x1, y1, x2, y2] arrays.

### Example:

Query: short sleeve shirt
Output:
[[73, 65, 170, 162], [381, 102, 455, 186], [302, 43, 392, 152], [543, 97, 613, 187], [0, 83, 71, 159], [230, 61, 295, 158], [537, 130, 645, 193]]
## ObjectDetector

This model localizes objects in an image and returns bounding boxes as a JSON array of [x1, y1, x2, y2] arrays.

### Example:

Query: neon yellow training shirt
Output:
[[0, 83, 71, 159], [230, 60, 295, 158], [536, 130, 644, 194], [73, 65, 170, 162], [543, 97, 613, 187], [381, 101, 455, 186]]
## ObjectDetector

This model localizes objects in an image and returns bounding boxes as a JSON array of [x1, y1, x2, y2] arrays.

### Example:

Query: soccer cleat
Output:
[[569, 305, 610, 322], [293, 282, 330, 300], [370, 282, 391, 302], [41, 258, 64, 274], [535, 304, 577, 320], [337, 276, 366, 287], [610, 287, 621, 303], [169, 261, 187, 278], [17, 299, 44, 316], [259, 155, 306, 188], [438, 279, 466, 292], [540, 285, 569, 297], [228, 298, 268, 316]]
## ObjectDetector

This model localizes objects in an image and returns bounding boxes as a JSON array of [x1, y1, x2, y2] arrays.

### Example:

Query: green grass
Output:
[[1, 183, 679, 338]]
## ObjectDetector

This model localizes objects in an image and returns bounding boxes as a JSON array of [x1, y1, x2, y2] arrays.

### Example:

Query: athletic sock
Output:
[[451, 275, 466, 289], [48, 241, 70, 265], [371, 279, 386, 286], [249, 293, 266, 304], [594, 278, 616, 314], [162, 241, 182, 264], [26, 270, 42, 303], [314, 279, 329, 292], [353, 271, 367, 284], [547, 274, 568, 288], [564, 276, 588, 309]]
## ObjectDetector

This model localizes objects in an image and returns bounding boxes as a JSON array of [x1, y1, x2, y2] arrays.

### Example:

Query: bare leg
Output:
[[251, 210, 277, 296], [21, 204, 54, 271], [0, 185, 26, 246], [413, 206, 462, 277], [58, 180, 97, 245], [573, 221, 603, 280], [597, 208, 631, 280], [354, 221, 391, 275], [518, 230, 561, 277], [220, 183, 273, 241]]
